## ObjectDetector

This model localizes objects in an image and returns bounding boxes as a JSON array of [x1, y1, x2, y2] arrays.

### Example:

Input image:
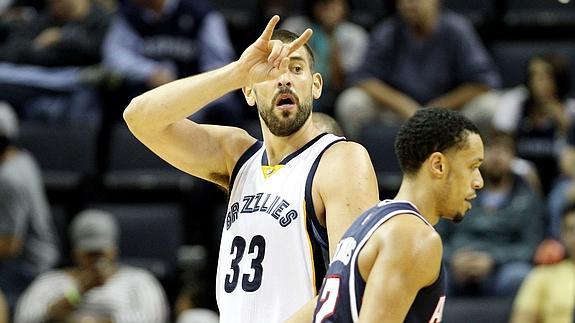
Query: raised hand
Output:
[[237, 15, 313, 85]]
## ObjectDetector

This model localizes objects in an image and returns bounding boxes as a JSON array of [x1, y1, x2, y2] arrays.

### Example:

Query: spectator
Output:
[[532, 122, 575, 266], [548, 123, 575, 238], [103, 0, 242, 124], [0, 0, 112, 121], [494, 53, 574, 195], [15, 209, 168, 323], [510, 203, 575, 323], [281, 0, 368, 115], [437, 130, 544, 297], [335, 0, 500, 138], [0, 288, 7, 323], [0, 102, 59, 311]]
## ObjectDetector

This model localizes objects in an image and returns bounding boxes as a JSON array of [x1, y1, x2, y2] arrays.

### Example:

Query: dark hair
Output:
[[528, 53, 571, 101], [0, 135, 9, 155], [394, 107, 480, 175], [483, 128, 515, 151], [271, 29, 315, 72]]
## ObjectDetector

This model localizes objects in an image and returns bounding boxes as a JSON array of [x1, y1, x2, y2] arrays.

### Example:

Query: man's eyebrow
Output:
[[289, 56, 307, 63]]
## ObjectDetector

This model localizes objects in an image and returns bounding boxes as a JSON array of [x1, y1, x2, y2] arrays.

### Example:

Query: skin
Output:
[[124, 13, 378, 309], [0, 147, 24, 261], [528, 58, 570, 135], [46, 249, 117, 323], [360, 133, 484, 322], [289, 133, 484, 322], [510, 211, 575, 323], [450, 136, 514, 283], [356, 0, 489, 120]]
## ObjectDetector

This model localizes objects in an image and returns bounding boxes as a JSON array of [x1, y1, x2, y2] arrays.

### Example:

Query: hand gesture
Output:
[[237, 15, 312, 85]]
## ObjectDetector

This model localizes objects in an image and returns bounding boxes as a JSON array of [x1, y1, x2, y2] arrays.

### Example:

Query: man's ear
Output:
[[428, 152, 446, 178], [312, 72, 323, 99], [242, 86, 256, 106]]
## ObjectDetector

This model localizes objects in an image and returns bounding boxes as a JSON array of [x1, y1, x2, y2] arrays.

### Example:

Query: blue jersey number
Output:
[[224, 235, 266, 293]]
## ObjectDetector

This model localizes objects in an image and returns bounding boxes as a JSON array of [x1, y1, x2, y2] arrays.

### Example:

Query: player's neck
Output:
[[261, 119, 321, 166], [395, 179, 440, 225]]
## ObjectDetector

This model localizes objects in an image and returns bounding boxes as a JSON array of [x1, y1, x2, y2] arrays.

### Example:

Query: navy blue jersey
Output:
[[313, 200, 446, 323]]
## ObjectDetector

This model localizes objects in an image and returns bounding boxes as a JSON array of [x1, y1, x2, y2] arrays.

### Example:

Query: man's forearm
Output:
[[358, 79, 420, 119], [124, 61, 244, 132], [285, 296, 318, 323], [427, 84, 489, 110]]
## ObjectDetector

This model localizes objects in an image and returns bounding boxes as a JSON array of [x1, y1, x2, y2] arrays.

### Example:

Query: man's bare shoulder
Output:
[[373, 214, 443, 264], [197, 124, 258, 187], [202, 124, 258, 156], [316, 141, 374, 176]]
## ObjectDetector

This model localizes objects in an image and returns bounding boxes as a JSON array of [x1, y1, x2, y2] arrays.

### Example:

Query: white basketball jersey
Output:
[[216, 133, 344, 323]]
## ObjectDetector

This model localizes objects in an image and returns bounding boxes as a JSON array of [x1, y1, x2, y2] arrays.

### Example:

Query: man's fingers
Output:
[[288, 28, 313, 54], [273, 45, 290, 67], [267, 40, 283, 64], [259, 15, 280, 42]]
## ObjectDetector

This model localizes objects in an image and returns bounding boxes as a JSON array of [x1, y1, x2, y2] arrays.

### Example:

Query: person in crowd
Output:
[[494, 53, 574, 195], [510, 203, 575, 323], [438, 129, 545, 296], [15, 209, 168, 323], [281, 0, 368, 114], [335, 0, 500, 138], [0, 102, 59, 311], [0, 0, 112, 121], [102, 0, 242, 124]]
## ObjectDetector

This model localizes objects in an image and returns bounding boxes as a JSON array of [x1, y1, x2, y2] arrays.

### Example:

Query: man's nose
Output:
[[277, 73, 292, 87]]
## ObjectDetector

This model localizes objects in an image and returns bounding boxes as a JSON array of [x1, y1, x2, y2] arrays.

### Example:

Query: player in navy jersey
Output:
[[289, 107, 484, 322]]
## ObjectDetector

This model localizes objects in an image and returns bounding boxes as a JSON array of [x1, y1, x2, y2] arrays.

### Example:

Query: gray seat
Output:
[[85, 202, 183, 283], [349, 0, 389, 30], [489, 41, 575, 91], [504, 0, 575, 28], [358, 123, 402, 196], [103, 123, 195, 192], [17, 121, 97, 193], [443, 297, 514, 323], [442, 0, 496, 27]]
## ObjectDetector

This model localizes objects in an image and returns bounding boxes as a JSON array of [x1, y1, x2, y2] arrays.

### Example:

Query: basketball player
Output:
[[300, 108, 484, 322], [123, 15, 379, 323]]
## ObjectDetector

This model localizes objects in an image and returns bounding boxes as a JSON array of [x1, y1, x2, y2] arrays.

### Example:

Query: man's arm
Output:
[[102, 16, 175, 85], [426, 84, 489, 110], [358, 79, 421, 119], [315, 141, 379, 258], [124, 16, 313, 189], [285, 296, 317, 323], [358, 215, 442, 322]]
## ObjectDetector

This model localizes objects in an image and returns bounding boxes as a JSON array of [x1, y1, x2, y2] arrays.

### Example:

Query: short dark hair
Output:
[[271, 29, 315, 72], [0, 135, 9, 155], [528, 53, 571, 100], [394, 107, 480, 175]]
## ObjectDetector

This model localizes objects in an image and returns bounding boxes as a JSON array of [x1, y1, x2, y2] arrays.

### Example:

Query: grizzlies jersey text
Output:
[[313, 200, 446, 323], [217, 133, 344, 323]]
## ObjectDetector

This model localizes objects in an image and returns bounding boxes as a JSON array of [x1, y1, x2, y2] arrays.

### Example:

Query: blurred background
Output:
[[1, 0, 575, 322]]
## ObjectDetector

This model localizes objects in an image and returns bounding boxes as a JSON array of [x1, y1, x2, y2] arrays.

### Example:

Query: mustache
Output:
[[272, 87, 299, 104]]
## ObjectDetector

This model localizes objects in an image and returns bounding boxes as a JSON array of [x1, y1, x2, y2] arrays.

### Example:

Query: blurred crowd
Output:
[[1, 0, 575, 322]]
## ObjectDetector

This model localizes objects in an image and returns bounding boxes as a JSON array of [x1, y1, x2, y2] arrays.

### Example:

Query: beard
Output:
[[452, 213, 464, 223], [258, 89, 312, 137]]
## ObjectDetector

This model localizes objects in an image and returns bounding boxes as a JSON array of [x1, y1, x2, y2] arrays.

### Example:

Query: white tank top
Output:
[[216, 133, 344, 323]]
